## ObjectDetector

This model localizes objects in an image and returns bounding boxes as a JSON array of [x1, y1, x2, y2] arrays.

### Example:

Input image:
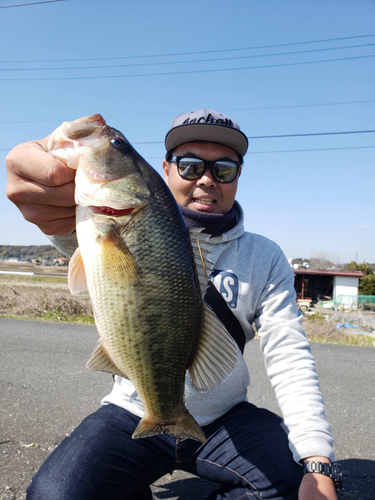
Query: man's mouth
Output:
[[193, 198, 216, 206]]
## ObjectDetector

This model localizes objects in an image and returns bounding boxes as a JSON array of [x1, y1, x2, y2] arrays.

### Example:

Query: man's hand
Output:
[[298, 472, 337, 500], [5, 137, 76, 235], [299, 456, 338, 500]]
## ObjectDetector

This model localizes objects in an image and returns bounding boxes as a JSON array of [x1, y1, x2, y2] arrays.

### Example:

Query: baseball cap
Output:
[[165, 109, 248, 158]]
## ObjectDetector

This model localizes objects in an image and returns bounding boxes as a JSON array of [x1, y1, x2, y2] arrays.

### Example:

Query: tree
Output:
[[358, 263, 374, 276], [346, 261, 359, 271], [359, 275, 375, 296], [345, 262, 375, 295]]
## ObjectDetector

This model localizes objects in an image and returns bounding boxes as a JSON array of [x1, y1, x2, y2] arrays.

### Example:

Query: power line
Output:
[[2, 33, 375, 63], [1, 146, 374, 159], [1, 54, 374, 81], [248, 129, 375, 140], [1, 99, 375, 126], [144, 145, 375, 159], [246, 145, 375, 155], [226, 99, 375, 112], [133, 128, 375, 145], [1, 129, 374, 151], [2, 43, 375, 72], [0, 0, 65, 8]]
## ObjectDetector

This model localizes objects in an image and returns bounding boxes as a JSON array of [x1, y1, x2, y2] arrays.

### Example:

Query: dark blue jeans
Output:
[[27, 402, 303, 500]]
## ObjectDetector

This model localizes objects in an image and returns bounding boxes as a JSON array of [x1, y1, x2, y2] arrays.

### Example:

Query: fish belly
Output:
[[77, 208, 206, 442]]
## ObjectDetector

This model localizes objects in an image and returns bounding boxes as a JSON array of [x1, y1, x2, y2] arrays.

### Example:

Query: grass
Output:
[[0, 274, 67, 284], [302, 316, 375, 347], [37, 311, 95, 324], [0, 312, 95, 325], [1, 277, 373, 346]]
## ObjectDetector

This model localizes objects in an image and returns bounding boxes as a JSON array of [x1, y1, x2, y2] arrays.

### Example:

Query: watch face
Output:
[[332, 464, 343, 491]]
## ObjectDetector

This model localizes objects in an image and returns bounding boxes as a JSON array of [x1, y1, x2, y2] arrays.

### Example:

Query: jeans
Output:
[[27, 402, 303, 500]]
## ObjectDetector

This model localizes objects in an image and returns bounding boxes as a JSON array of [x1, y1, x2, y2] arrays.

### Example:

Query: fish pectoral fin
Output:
[[188, 303, 238, 393], [86, 340, 129, 379], [68, 247, 88, 294], [101, 226, 140, 280]]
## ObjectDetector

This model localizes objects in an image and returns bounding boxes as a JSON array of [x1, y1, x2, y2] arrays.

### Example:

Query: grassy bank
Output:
[[1, 284, 374, 346], [303, 314, 375, 347]]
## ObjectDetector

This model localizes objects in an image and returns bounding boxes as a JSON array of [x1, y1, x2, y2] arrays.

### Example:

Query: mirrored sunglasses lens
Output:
[[178, 158, 205, 179], [213, 161, 238, 182]]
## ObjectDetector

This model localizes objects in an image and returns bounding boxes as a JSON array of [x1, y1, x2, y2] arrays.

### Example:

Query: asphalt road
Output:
[[1, 318, 374, 500]]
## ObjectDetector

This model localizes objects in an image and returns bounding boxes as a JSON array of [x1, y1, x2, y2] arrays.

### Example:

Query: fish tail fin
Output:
[[132, 412, 206, 443]]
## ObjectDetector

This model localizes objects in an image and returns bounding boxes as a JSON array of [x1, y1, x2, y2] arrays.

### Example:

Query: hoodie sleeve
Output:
[[254, 248, 334, 463], [47, 233, 78, 258]]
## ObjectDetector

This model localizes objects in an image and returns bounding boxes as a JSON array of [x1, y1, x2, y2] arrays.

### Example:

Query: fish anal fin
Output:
[[68, 247, 87, 294], [132, 411, 206, 443], [86, 340, 128, 379], [188, 303, 238, 393]]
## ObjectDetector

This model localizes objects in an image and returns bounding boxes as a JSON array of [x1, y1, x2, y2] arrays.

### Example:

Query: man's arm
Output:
[[299, 456, 337, 499], [5, 137, 76, 235], [253, 250, 337, 498]]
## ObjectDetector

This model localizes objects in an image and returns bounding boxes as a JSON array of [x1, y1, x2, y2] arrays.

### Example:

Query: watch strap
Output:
[[303, 461, 343, 492]]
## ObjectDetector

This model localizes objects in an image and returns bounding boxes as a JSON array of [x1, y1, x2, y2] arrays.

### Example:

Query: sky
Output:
[[0, 0, 374, 263]]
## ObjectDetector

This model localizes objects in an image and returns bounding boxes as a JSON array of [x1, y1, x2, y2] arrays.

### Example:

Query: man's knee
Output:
[[26, 469, 75, 500]]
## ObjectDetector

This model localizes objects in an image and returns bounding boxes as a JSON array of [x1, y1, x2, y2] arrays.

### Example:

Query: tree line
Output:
[[345, 262, 375, 296]]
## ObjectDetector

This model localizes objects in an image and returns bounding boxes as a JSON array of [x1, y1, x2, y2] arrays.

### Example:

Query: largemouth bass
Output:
[[46, 114, 237, 442]]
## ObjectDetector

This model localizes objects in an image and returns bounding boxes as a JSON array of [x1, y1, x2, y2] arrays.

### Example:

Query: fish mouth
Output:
[[91, 206, 135, 217]]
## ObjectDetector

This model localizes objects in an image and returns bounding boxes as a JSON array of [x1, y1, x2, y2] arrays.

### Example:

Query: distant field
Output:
[[0, 261, 68, 277], [0, 261, 373, 346], [0, 261, 92, 324]]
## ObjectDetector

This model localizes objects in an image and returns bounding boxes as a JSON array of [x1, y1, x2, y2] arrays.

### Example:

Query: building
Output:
[[293, 269, 364, 309]]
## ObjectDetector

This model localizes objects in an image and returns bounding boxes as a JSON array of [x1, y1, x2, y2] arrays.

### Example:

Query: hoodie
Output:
[[48, 201, 334, 463]]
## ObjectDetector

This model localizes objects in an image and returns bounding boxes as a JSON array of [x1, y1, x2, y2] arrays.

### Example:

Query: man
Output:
[[5, 109, 341, 499]]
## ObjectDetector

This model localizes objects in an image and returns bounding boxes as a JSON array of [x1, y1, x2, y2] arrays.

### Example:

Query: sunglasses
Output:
[[168, 155, 241, 184]]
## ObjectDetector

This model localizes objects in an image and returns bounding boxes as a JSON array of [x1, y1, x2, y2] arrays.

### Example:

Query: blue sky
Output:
[[0, 0, 374, 263]]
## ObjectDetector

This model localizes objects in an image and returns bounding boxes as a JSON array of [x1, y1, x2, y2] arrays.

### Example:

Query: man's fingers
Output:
[[5, 137, 76, 188], [19, 204, 76, 224], [37, 217, 76, 236], [5, 136, 78, 236], [6, 174, 76, 208], [18, 203, 76, 235]]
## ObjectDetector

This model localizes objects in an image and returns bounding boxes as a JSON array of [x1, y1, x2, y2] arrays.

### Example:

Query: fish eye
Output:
[[111, 137, 127, 149]]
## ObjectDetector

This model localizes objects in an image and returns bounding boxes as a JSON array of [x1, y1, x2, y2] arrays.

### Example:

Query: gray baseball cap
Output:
[[165, 108, 248, 158]]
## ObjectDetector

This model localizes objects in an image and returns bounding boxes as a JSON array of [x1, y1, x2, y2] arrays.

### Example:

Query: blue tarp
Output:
[[336, 322, 359, 330]]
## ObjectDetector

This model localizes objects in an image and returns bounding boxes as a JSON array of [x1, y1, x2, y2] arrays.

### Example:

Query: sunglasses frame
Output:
[[168, 155, 241, 184]]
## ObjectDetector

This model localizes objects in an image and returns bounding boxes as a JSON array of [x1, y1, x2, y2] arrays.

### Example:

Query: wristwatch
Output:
[[303, 461, 343, 492]]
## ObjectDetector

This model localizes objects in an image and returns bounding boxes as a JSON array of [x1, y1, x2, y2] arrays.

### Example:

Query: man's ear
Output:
[[162, 160, 170, 184]]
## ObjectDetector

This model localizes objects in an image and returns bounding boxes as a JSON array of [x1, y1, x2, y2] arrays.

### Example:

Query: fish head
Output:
[[46, 114, 151, 220]]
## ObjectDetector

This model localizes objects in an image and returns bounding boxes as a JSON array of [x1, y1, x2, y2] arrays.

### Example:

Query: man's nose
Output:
[[197, 167, 217, 187]]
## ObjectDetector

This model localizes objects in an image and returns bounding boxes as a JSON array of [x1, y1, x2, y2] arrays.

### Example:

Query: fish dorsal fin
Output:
[[68, 247, 87, 294], [86, 340, 129, 379], [188, 302, 238, 393], [189, 228, 214, 297]]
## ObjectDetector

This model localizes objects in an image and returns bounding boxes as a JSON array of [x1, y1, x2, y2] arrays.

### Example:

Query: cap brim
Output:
[[165, 123, 248, 157]]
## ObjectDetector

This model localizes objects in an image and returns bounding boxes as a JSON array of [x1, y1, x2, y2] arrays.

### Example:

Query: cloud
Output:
[[357, 225, 369, 230]]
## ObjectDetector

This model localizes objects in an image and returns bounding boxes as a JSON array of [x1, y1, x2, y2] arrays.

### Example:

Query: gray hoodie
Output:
[[49, 201, 334, 464]]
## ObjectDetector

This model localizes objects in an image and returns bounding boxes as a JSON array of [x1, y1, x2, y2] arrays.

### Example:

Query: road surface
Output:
[[1, 318, 374, 499]]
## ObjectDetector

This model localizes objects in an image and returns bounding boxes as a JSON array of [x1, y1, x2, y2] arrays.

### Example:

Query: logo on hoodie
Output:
[[210, 270, 238, 309]]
